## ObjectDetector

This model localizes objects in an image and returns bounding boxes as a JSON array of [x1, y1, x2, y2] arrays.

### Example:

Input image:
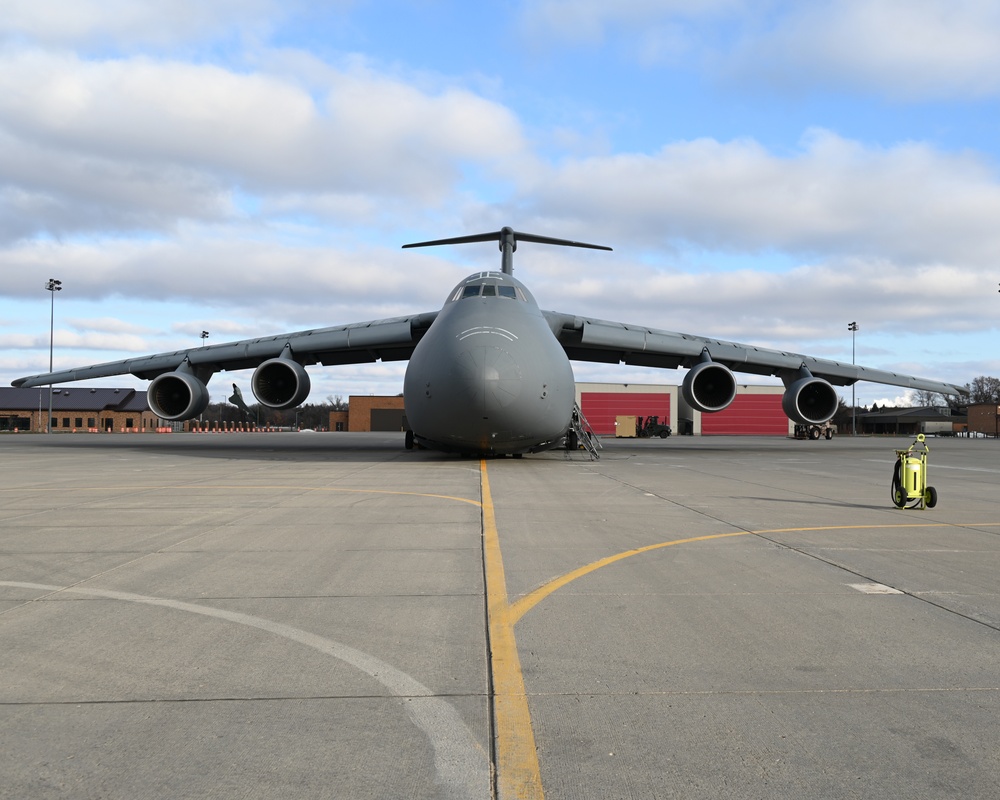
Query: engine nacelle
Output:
[[682, 359, 737, 413], [148, 371, 210, 421], [252, 357, 311, 409], [782, 376, 838, 425]]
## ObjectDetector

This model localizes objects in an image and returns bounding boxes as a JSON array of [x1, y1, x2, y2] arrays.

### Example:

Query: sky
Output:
[[2, 0, 999, 408]]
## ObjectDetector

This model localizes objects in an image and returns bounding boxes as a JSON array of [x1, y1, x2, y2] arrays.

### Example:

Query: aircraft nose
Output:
[[455, 345, 522, 414]]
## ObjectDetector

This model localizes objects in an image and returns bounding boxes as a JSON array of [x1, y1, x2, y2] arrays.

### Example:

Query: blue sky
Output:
[[2, 0, 999, 406]]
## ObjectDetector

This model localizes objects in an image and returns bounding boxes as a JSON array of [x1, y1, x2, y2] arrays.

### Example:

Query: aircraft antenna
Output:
[[402, 226, 612, 275]]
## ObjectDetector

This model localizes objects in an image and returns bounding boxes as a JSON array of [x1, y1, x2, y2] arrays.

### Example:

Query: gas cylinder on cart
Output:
[[891, 434, 937, 510]]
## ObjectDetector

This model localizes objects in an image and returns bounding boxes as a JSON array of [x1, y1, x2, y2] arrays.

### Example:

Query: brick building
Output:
[[329, 395, 407, 432], [967, 403, 1000, 437], [0, 387, 160, 433]]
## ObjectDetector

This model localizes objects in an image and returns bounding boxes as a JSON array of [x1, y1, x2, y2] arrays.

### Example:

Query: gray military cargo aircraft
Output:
[[13, 227, 960, 455]]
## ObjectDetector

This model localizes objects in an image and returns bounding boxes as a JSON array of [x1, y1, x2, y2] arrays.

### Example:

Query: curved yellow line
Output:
[[509, 521, 1000, 625], [508, 531, 750, 624]]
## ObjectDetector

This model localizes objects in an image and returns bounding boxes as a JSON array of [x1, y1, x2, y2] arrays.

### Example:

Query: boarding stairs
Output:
[[569, 403, 601, 460]]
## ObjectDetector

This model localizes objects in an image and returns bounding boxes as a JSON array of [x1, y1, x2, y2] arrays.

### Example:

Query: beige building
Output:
[[0, 387, 161, 433]]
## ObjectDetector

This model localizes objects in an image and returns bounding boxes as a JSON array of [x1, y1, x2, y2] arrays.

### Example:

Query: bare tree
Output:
[[913, 389, 945, 407], [964, 376, 1000, 404]]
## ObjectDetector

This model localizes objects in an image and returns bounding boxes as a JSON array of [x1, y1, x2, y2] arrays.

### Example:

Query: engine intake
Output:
[[252, 357, 311, 409], [782, 376, 838, 425], [682, 359, 737, 413], [148, 371, 210, 421]]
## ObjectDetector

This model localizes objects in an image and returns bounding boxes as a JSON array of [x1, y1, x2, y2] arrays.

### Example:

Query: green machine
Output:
[[891, 434, 938, 510]]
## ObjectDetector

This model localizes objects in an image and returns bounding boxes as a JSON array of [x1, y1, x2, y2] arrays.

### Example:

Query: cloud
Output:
[[0, 0, 287, 48], [520, 129, 1000, 267], [0, 50, 527, 241], [520, 0, 1000, 99], [0, 232, 463, 324], [67, 317, 156, 335], [731, 0, 1000, 100], [0, 330, 149, 352]]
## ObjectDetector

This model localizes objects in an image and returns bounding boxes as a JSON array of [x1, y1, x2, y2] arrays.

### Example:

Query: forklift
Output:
[[636, 415, 672, 439], [793, 422, 835, 440]]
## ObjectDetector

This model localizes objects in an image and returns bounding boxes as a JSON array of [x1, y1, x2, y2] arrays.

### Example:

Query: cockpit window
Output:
[[450, 280, 527, 302]]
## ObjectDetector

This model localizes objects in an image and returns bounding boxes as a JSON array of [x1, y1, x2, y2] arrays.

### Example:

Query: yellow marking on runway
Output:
[[509, 521, 1000, 624], [481, 460, 545, 799], [509, 531, 749, 624]]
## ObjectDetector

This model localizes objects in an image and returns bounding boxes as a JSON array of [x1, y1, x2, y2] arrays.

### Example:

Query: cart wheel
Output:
[[925, 486, 938, 508], [809, 426, 820, 439], [891, 461, 906, 508], [824, 428, 833, 440]]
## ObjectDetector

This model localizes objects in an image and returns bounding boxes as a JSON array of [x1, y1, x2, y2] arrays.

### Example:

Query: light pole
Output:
[[848, 321, 858, 436], [45, 279, 62, 433], [198, 332, 210, 424]]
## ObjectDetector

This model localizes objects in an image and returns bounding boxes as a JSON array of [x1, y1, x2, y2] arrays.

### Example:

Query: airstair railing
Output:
[[570, 403, 601, 460]]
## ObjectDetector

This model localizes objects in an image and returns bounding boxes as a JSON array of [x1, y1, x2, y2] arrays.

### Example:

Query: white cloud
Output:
[[521, 0, 1000, 99], [0, 232, 461, 323], [0, 0, 287, 48], [67, 317, 155, 335], [732, 0, 1000, 99], [0, 50, 527, 241], [521, 129, 1000, 267]]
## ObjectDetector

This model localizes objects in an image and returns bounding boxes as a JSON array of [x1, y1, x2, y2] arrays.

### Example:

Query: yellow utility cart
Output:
[[891, 434, 938, 510]]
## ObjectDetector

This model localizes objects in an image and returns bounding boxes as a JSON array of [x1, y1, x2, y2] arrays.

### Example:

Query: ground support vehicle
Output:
[[891, 434, 937, 509], [637, 415, 672, 439], [794, 423, 834, 440]]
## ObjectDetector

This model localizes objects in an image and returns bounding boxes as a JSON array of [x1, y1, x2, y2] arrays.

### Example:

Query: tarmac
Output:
[[1, 431, 998, 799]]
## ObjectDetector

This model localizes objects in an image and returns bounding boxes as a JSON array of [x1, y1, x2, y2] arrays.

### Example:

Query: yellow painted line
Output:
[[481, 460, 545, 799], [509, 531, 749, 624], [509, 521, 1000, 625]]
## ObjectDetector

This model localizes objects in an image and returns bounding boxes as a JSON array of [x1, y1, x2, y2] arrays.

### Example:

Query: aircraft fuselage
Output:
[[403, 271, 575, 455]]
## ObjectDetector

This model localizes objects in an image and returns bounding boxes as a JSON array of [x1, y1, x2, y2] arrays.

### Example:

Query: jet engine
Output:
[[148, 371, 210, 421], [782, 375, 839, 425], [252, 357, 311, 409], [682, 358, 737, 413]]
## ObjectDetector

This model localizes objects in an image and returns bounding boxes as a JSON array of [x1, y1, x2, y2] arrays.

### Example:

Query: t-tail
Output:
[[402, 226, 612, 275]]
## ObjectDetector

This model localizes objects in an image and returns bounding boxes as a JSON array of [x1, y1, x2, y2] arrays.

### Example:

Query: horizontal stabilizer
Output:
[[403, 226, 611, 275]]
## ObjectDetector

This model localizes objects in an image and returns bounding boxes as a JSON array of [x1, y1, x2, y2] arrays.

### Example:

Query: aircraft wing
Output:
[[11, 312, 439, 389], [542, 311, 962, 395]]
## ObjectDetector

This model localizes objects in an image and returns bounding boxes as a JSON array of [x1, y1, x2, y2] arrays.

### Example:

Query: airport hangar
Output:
[[332, 383, 795, 436], [3, 384, 977, 437], [1, 383, 789, 436]]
